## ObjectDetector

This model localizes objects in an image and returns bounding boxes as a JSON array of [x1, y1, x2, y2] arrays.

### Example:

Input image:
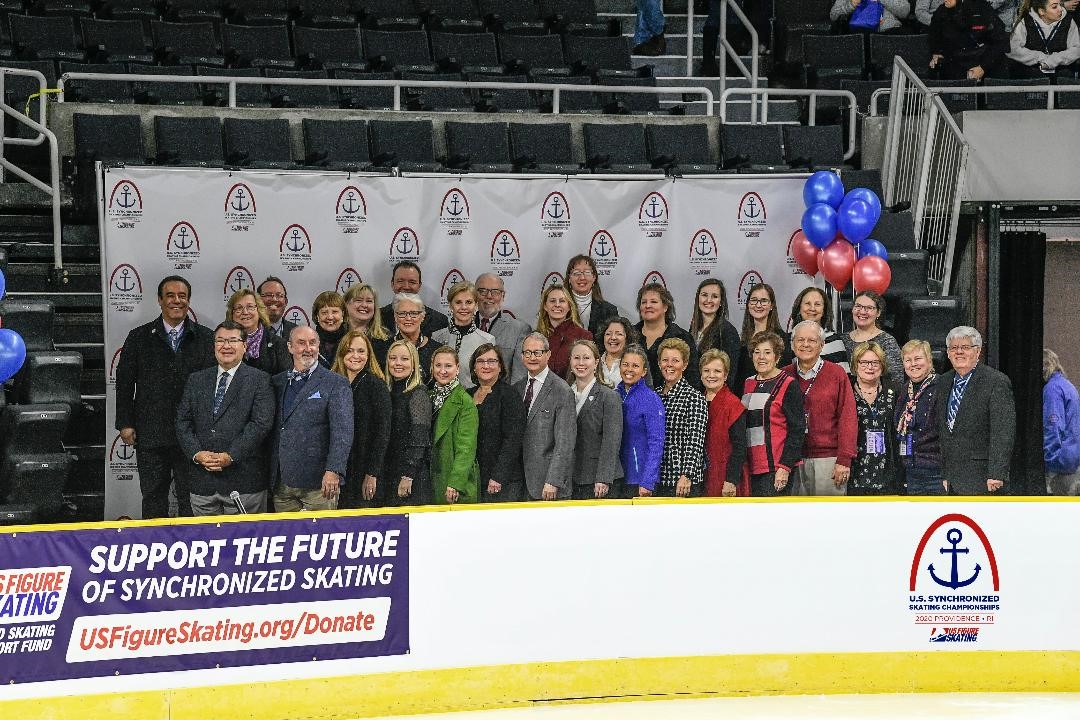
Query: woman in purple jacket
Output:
[[1043, 348, 1080, 496], [617, 344, 665, 498]]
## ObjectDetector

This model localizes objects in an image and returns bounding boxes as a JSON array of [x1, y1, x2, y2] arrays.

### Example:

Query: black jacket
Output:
[[586, 298, 620, 344], [347, 370, 392, 482], [243, 326, 292, 377], [469, 379, 525, 488], [635, 321, 699, 389], [929, 0, 1009, 76]]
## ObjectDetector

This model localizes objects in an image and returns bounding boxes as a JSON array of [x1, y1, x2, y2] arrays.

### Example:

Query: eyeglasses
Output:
[[474, 358, 500, 366], [521, 349, 549, 358], [215, 338, 244, 346], [747, 298, 771, 306], [395, 310, 423, 319], [853, 303, 878, 313], [794, 338, 821, 346], [476, 288, 504, 297], [233, 304, 258, 313], [260, 292, 286, 301], [948, 344, 976, 352], [857, 360, 882, 368], [569, 270, 594, 279]]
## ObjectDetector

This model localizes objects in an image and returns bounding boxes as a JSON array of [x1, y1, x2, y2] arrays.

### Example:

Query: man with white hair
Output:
[[935, 326, 1015, 495]]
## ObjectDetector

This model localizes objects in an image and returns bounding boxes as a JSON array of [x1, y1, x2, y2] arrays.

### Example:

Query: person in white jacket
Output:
[[1007, 0, 1080, 76], [830, 0, 910, 32]]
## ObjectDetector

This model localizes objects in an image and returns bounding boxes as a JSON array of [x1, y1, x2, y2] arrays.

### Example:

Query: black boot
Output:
[[700, 25, 719, 77]]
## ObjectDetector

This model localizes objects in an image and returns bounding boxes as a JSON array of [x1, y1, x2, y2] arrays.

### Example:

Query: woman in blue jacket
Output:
[[617, 344, 665, 498], [1043, 348, 1080, 495]]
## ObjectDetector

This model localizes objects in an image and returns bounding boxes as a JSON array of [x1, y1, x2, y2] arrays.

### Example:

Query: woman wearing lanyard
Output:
[[849, 342, 900, 495], [742, 331, 804, 496], [1008, 0, 1080, 77], [895, 339, 945, 495]]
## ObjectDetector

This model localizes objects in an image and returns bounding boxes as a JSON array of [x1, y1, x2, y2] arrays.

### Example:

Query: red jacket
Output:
[[786, 359, 858, 467], [546, 322, 593, 379]]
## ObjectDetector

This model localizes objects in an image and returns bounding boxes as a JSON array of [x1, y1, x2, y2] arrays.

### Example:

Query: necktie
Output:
[[168, 328, 180, 352], [947, 380, 962, 431], [523, 377, 535, 412], [480, 316, 490, 333], [287, 368, 308, 386], [213, 372, 228, 416]]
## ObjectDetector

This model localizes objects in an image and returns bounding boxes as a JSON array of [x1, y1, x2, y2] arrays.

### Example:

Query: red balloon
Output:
[[790, 230, 819, 277], [817, 238, 856, 290], [853, 255, 892, 295]]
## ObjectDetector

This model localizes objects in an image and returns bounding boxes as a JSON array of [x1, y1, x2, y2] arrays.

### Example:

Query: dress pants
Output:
[[137, 445, 191, 519]]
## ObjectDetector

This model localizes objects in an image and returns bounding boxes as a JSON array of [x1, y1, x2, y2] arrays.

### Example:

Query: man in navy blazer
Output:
[[176, 321, 275, 515], [271, 325, 354, 511]]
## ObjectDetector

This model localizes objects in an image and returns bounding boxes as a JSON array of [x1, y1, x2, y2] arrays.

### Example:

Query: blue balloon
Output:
[[0, 329, 25, 382], [837, 198, 875, 245], [802, 203, 838, 249], [0, 268, 6, 302], [803, 171, 845, 209], [842, 187, 882, 227], [857, 238, 889, 261]]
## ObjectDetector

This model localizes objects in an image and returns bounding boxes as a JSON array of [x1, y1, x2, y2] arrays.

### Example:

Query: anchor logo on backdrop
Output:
[[540, 191, 571, 236], [224, 182, 257, 228], [637, 191, 670, 234], [737, 270, 764, 309], [542, 272, 564, 292], [165, 220, 201, 269], [589, 229, 619, 271], [389, 227, 421, 263], [108, 347, 123, 385], [489, 229, 521, 271], [439, 187, 471, 234], [108, 432, 138, 482], [441, 268, 467, 307], [737, 191, 767, 236], [336, 268, 363, 295], [223, 266, 256, 302], [335, 185, 368, 230], [283, 306, 311, 327], [688, 228, 718, 271], [107, 179, 143, 227], [280, 223, 313, 271], [642, 270, 667, 288], [108, 263, 143, 311]]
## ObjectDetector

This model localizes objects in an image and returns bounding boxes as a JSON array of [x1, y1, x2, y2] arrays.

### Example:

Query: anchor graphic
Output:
[[743, 196, 761, 219], [342, 192, 359, 214], [231, 187, 250, 212], [496, 234, 514, 257], [229, 271, 249, 294], [928, 529, 982, 590], [446, 193, 464, 216], [644, 196, 663, 219], [396, 231, 414, 254], [115, 268, 135, 292], [546, 196, 565, 219], [341, 274, 357, 290], [696, 233, 712, 257], [286, 229, 306, 253], [594, 234, 612, 257], [288, 310, 302, 324], [115, 443, 135, 461], [115, 184, 136, 209], [173, 226, 193, 251]]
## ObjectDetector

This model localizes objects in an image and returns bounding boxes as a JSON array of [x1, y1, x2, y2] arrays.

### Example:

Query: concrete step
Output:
[[655, 75, 768, 93], [602, 12, 708, 35], [636, 54, 762, 77]]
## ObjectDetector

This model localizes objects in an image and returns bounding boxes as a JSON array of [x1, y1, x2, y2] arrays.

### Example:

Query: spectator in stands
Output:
[[515, 332, 577, 501], [786, 321, 857, 496], [849, 342, 899, 495], [700, 349, 747, 497], [918, 0, 1019, 29], [568, 339, 623, 500], [258, 276, 295, 339], [392, 292, 438, 384], [843, 290, 902, 385], [737, 283, 790, 389], [633, 0, 666, 56], [270, 325, 353, 512], [700, 0, 771, 76], [176, 320, 275, 516], [830, 0, 911, 32], [331, 330, 391, 509], [927, 0, 1011, 80], [432, 281, 495, 390], [895, 339, 945, 495], [936, 326, 1015, 495], [115, 275, 216, 518], [379, 260, 449, 338], [690, 278, 741, 391], [469, 343, 525, 503], [227, 288, 291, 377], [600, 316, 645, 388], [1043, 348, 1080, 495], [343, 283, 390, 363], [742, 331, 805, 496], [384, 339, 432, 505], [657, 338, 709, 498], [1008, 0, 1080, 77], [789, 286, 850, 372], [312, 290, 346, 369], [475, 273, 530, 385], [537, 283, 592, 379], [565, 255, 619, 344], [430, 346, 479, 505], [618, 344, 666, 497], [636, 282, 698, 389]]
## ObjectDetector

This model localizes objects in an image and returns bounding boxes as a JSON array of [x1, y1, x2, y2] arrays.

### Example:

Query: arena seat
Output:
[[583, 122, 662, 174], [302, 118, 372, 170], [884, 250, 930, 300], [151, 20, 225, 67], [80, 17, 154, 65], [12, 351, 82, 409], [783, 124, 844, 169], [223, 23, 296, 68], [431, 30, 500, 71], [72, 111, 145, 166], [801, 34, 865, 88], [840, 78, 890, 115], [358, 0, 424, 31], [539, 0, 611, 36], [230, 0, 293, 26], [400, 70, 473, 111], [444, 120, 514, 172], [266, 68, 337, 107], [875, 210, 917, 252], [60, 61, 133, 103], [0, 453, 71, 520], [720, 123, 787, 172], [537, 75, 602, 113], [1055, 78, 1080, 109], [37, 0, 93, 17], [168, 0, 228, 22], [564, 35, 634, 75], [154, 115, 224, 166], [984, 77, 1051, 110], [292, 25, 366, 70], [508, 121, 579, 172], [772, 0, 830, 67], [133, 65, 202, 105], [0, 59, 57, 138], [295, 0, 356, 28], [198, 65, 267, 106], [362, 29, 434, 70], [0, 504, 38, 525], [645, 123, 715, 174], [420, 0, 486, 32], [896, 296, 962, 352], [479, 0, 546, 35], [0, 404, 70, 456], [10, 14, 85, 61], [601, 75, 664, 114], [869, 34, 930, 80], [841, 168, 884, 198], [0, 298, 54, 351], [497, 32, 565, 74], [335, 68, 395, 109], [927, 79, 978, 113], [469, 72, 534, 112], [99, 0, 160, 21], [223, 117, 295, 168], [724, 99, 802, 123], [369, 118, 441, 171]]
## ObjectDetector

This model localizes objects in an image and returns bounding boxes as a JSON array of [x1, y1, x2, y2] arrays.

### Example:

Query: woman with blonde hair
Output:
[[849, 342, 899, 495], [429, 345, 479, 505], [432, 281, 495, 389], [343, 283, 390, 364], [312, 290, 347, 368], [331, 330, 391, 508], [895, 339, 944, 495], [567, 338, 624, 499], [226, 288, 292, 376], [1043, 347, 1080, 495], [382, 339, 432, 506], [537, 282, 592, 379], [700, 349, 747, 497]]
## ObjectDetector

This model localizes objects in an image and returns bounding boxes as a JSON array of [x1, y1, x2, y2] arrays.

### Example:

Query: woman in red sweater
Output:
[[536, 283, 592, 379], [701, 349, 747, 496], [742, 331, 805, 496]]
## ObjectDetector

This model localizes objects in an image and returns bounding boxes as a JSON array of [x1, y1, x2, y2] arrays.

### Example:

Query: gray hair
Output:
[[392, 292, 426, 315], [946, 325, 982, 348], [475, 272, 504, 290], [522, 331, 549, 353], [1044, 348, 1066, 382], [623, 343, 650, 366], [790, 319, 827, 344]]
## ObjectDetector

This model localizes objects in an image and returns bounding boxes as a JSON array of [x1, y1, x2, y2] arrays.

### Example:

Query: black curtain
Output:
[[998, 231, 1045, 494]]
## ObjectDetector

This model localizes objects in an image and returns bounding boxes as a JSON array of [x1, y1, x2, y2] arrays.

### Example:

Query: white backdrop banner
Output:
[[99, 167, 817, 519]]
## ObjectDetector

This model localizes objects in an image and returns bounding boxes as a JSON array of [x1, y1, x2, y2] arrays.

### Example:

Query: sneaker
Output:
[[634, 33, 666, 56]]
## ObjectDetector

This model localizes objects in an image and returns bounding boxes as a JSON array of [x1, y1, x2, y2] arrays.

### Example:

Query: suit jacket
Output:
[[432, 384, 480, 504], [270, 364, 354, 490], [935, 363, 1016, 494], [276, 318, 298, 342], [572, 382, 624, 487], [175, 363, 275, 496], [477, 310, 531, 385], [513, 371, 577, 499], [380, 302, 449, 339], [115, 315, 216, 448], [470, 379, 525, 487], [243, 326, 292, 377]]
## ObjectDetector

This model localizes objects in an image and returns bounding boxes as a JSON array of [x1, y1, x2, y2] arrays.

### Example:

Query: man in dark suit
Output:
[[513, 332, 576, 500], [115, 275, 216, 519], [176, 320, 275, 515], [271, 325, 354, 511], [378, 260, 448, 338], [936, 326, 1016, 495], [258, 276, 297, 339], [475, 272, 531, 385]]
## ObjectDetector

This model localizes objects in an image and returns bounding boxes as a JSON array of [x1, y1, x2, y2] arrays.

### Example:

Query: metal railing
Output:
[[871, 82, 1077, 116], [57, 72, 716, 115], [880, 57, 968, 294], [0, 67, 62, 271], [717, 0, 760, 118], [720, 87, 858, 160]]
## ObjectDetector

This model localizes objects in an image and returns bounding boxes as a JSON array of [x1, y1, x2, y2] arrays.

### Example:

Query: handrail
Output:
[[57, 72, 716, 115], [0, 99, 62, 270], [718, 0, 760, 118], [720, 87, 858, 160], [686, 0, 695, 79], [0, 67, 48, 146], [871, 82, 1070, 116]]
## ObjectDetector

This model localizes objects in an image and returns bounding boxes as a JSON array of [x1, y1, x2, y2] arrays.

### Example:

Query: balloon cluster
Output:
[[791, 171, 892, 295], [0, 267, 26, 382]]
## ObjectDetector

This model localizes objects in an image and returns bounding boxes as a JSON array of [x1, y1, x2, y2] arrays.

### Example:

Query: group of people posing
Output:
[[114, 255, 1017, 519]]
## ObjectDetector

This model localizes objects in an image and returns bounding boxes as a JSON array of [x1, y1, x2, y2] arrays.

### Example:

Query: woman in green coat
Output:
[[430, 345, 480, 504]]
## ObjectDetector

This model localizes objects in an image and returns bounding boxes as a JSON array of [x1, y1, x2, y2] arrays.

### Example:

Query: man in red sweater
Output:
[[787, 321, 858, 496]]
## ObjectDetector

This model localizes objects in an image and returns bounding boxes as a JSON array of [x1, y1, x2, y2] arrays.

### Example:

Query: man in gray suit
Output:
[[936, 326, 1016, 495], [513, 332, 576, 500], [476, 273, 531, 385], [271, 325, 354, 511], [176, 320, 276, 515]]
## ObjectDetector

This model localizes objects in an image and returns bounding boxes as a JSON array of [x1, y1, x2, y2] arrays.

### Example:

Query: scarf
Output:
[[572, 291, 593, 326], [430, 378, 459, 413], [446, 322, 475, 353], [897, 373, 936, 436], [245, 324, 264, 360]]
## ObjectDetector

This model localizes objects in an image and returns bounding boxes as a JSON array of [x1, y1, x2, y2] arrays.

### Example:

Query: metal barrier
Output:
[[720, 87, 858, 160], [871, 81, 1075, 116], [717, 0, 760, 119], [57, 72, 716, 115]]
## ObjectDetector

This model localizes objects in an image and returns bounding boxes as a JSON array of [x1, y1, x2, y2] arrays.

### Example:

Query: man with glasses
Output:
[[257, 276, 296, 338], [475, 273, 530, 384], [514, 333, 576, 500], [176, 320, 275, 516], [935, 326, 1016, 495], [378, 261, 449, 338]]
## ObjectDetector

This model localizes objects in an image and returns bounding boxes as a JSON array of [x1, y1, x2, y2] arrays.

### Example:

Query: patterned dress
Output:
[[849, 377, 899, 495]]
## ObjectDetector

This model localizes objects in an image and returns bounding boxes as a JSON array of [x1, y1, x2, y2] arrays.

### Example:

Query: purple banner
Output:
[[0, 513, 409, 684]]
